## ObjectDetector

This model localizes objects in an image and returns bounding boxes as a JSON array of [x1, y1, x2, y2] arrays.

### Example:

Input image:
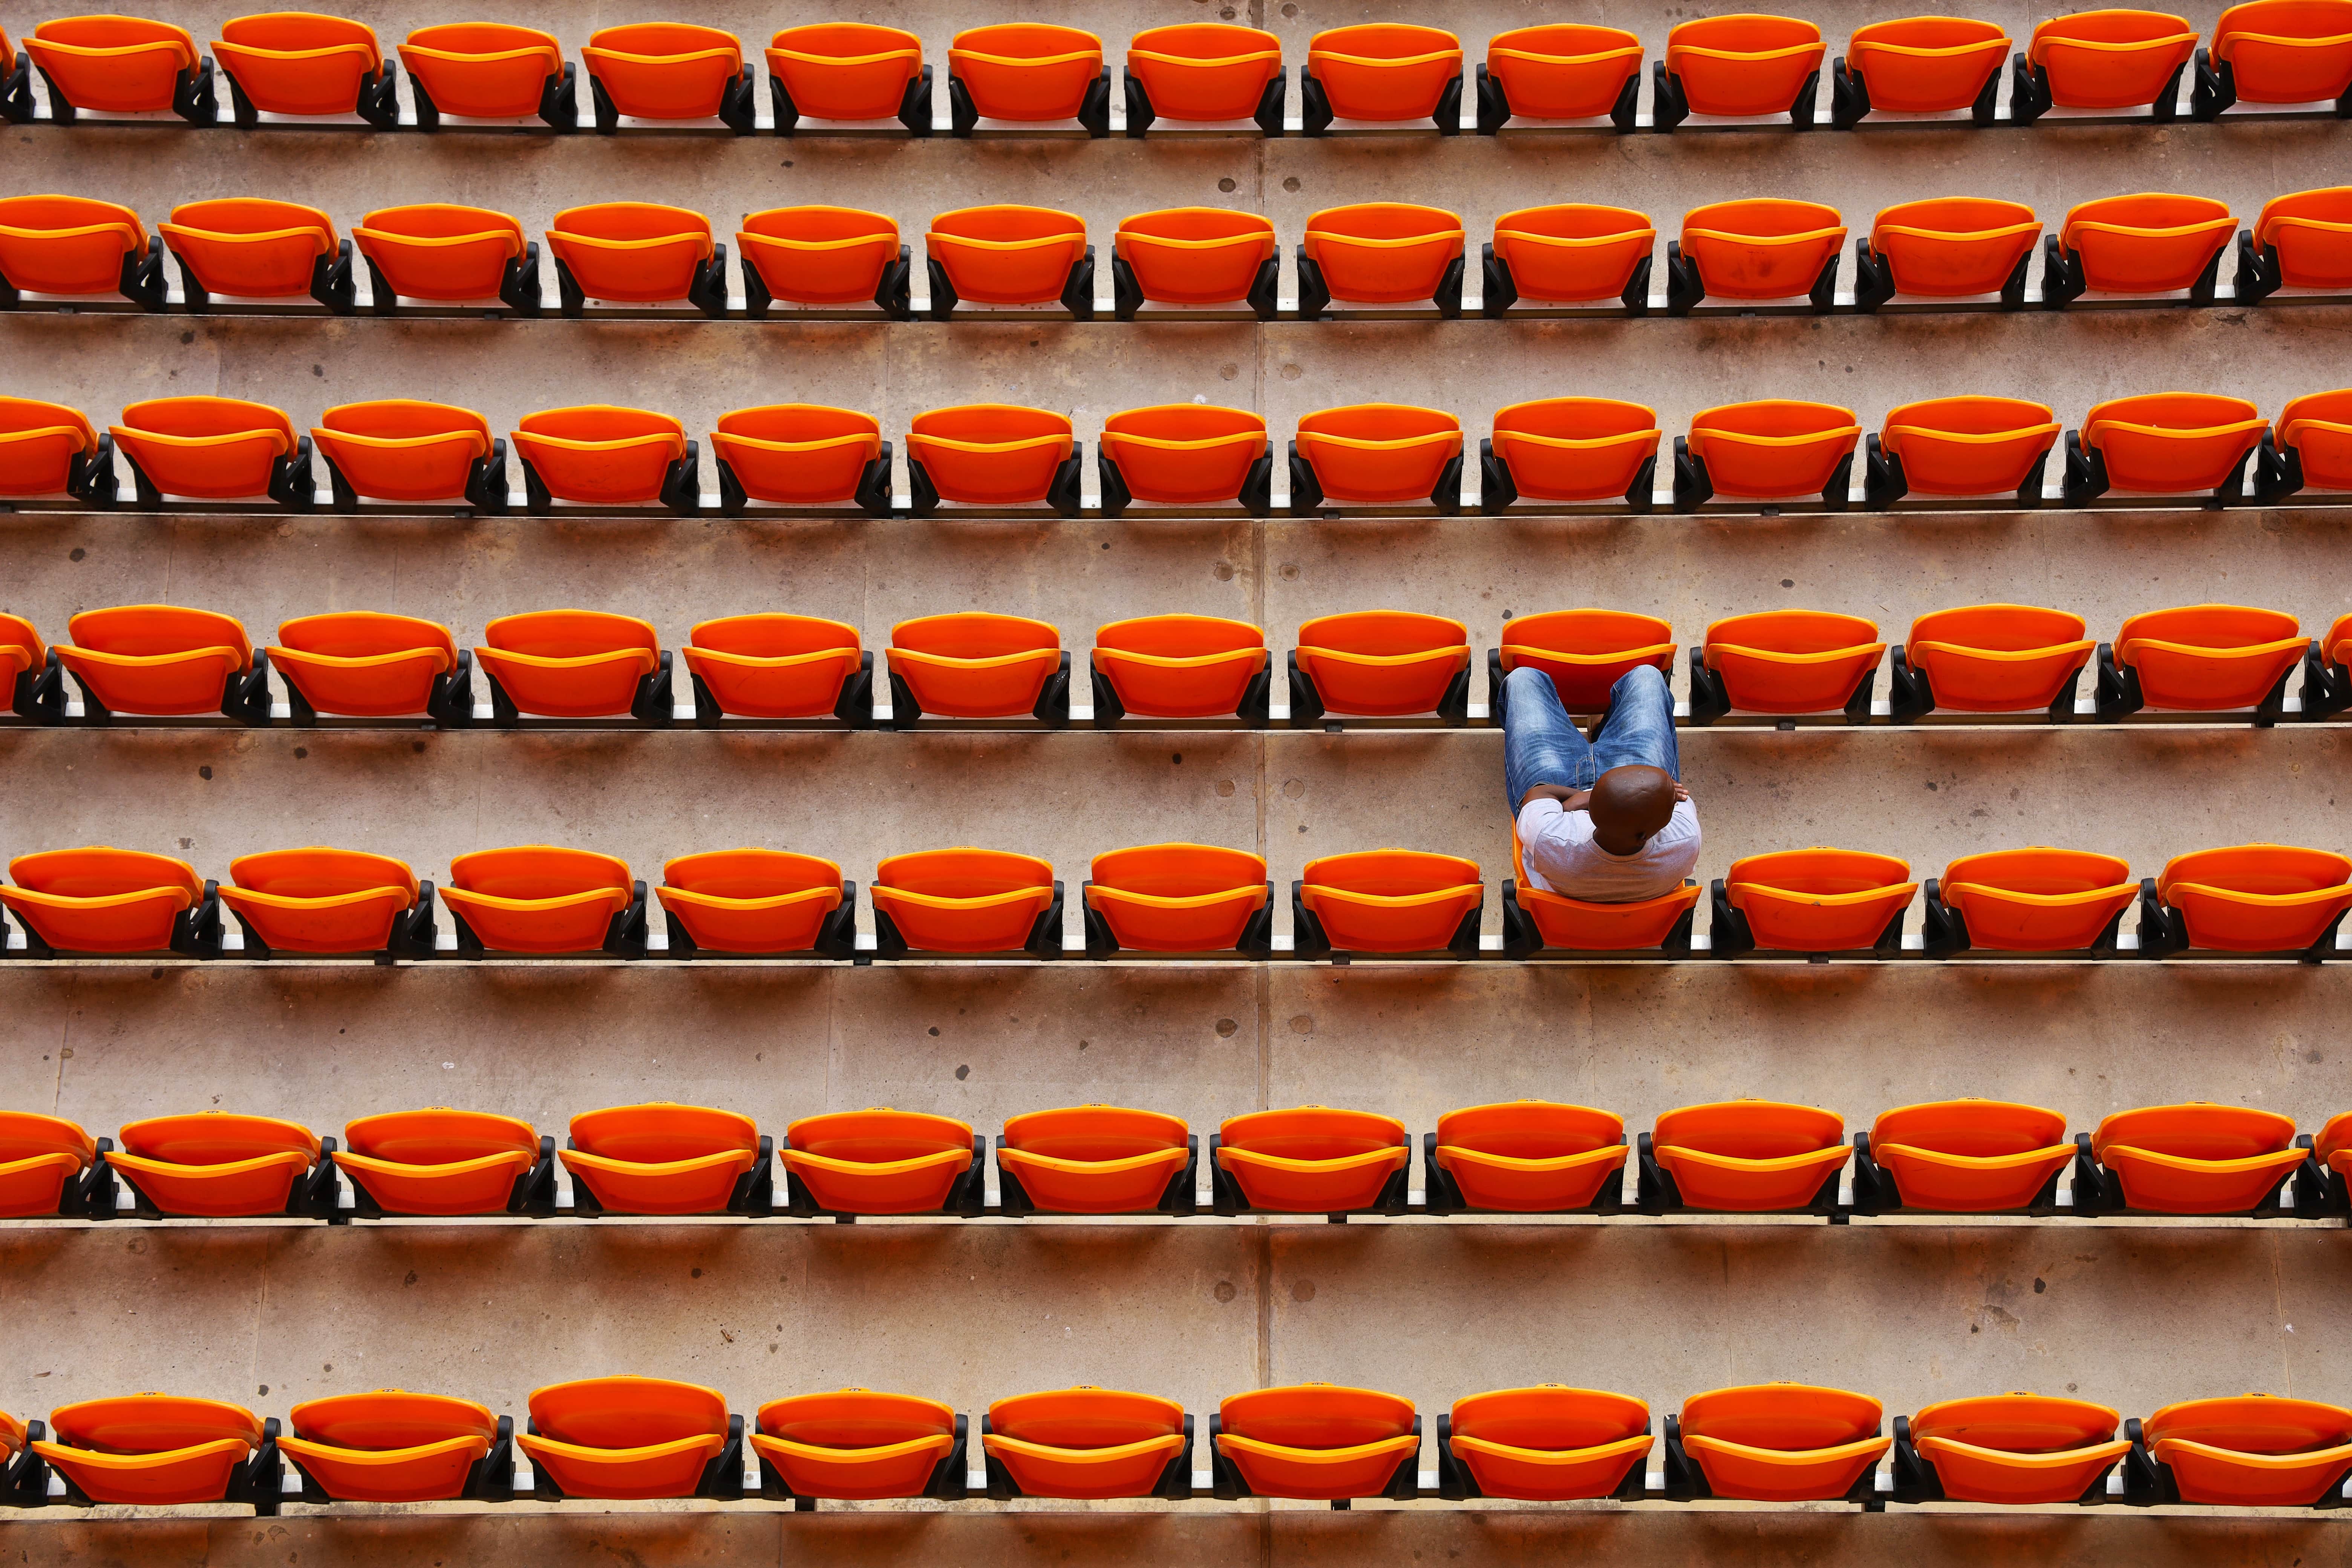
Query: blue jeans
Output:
[[1503, 665, 1680, 816]]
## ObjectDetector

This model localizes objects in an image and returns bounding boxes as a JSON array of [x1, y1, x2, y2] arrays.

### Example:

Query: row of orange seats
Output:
[[3, 840, 2346, 965], [4, 10, 2344, 135], [12, 1382, 2345, 1513]]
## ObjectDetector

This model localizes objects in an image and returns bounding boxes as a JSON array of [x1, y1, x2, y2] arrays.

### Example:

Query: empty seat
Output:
[[737, 208, 908, 315], [948, 23, 1106, 131], [682, 613, 866, 721], [986, 1387, 1187, 1499], [885, 612, 1067, 720], [281, 1390, 504, 1503], [754, 1390, 961, 1499], [1090, 616, 1269, 723], [656, 849, 853, 956], [1926, 848, 2137, 952], [1216, 1385, 1418, 1499], [111, 396, 308, 506], [2049, 193, 2235, 306], [545, 204, 723, 315], [2241, 187, 2352, 300], [1484, 398, 1660, 507], [1296, 850, 1484, 956], [925, 207, 1090, 316], [53, 603, 260, 717], [352, 204, 535, 309], [1904, 1394, 2127, 1503], [398, 23, 570, 126], [1691, 610, 1884, 720], [217, 847, 430, 957], [1444, 1387, 1651, 1501], [1891, 603, 2093, 715], [2264, 387, 2352, 496], [1678, 401, 1860, 508], [1125, 23, 1282, 129], [996, 1105, 1193, 1213], [0, 194, 162, 306], [869, 847, 1060, 956], [1096, 408, 1272, 513], [0, 396, 110, 501], [213, 12, 390, 122], [1429, 1101, 1627, 1213], [24, 16, 211, 120], [2071, 394, 2268, 503], [1855, 199, 2041, 306], [560, 1103, 763, 1215], [1480, 25, 1643, 129], [709, 405, 890, 513], [1082, 843, 1270, 954], [2320, 1111, 2352, 1194], [1506, 820, 1701, 956], [0, 612, 52, 721], [1658, 15, 1825, 124], [782, 1110, 978, 1214], [267, 610, 467, 723], [1718, 849, 1917, 954], [2104, 604, 2305, 718], [516, 1378, 734, 1500], [2140, 1395, 2352, 1506], [1291, 610, 1470, 723], [1833, 16, 2009, 124], [1670, 201, 1845, 314], [765, 25, 926, 129], [1646, 1102, 1848, 1211], [33, 1396, 267, 1506], [1112, 208, 1278, 317], [582, 23, 750, 129], [2144, 844, 2352, 955], [1676, 1385, 1886, 1501], [442, 846, 642, 956], [1297, 204, 1464, 314], [0, 1110, 98, 1217], [2088, 1102, 2305, 1211], [1482, 207, 1654, 313], [905, 406, 1080, 510], [1867, 397, 2059, 505], [1215, 1107, 1408, 1213], [473, 609, 668, 721], [1292, 407, 1464, 510], [311, 401, 502, 508], [337, 1109, 542, 1216], [109, 1111, 323, 1217], [1302, 24, 1461, 130], [2200, 0, 2352, 112], [1859, 1100, 2074, 1211], [1, 846, 211, 955], [2020, 9, 2198, 115], [161, 198, 347, 308]]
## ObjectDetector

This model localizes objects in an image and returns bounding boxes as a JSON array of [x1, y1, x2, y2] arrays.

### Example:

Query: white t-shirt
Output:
[[1517, 797, 1702, 902]]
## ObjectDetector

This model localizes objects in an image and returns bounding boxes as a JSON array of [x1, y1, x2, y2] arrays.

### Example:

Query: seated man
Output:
[[1504, 663, 1700, 902]]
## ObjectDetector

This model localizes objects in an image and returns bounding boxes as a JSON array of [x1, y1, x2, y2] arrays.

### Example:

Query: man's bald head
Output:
[[1588, 764, 1677, 854]]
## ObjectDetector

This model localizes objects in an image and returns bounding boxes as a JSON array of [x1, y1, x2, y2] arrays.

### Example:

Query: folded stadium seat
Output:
[[1885, 603, 2093, 720], [22, 15, 216, 123], [109, 1111, 333, 1218], [1290, 610, 1471, 724], [2259, 387, 2352, 501], [1480, 206, 1655, 317], [1439, 1387, 1651, 1501], [1295, 204, 1465, 317], [708, 406, 891, 518], [0, 847, 216, 956], [2098, 603, 2305, 724], [517, 1378, 741, 1501], [1300, 23, 1461, 133], [2014, 9, 2199, 120], [1477, 25, 1643, 132], [310, 401, 505, 511], [1671, 1385, 1886, 1501], [1503, 822, 1701, 958], [1123, 23, 1283, 133], [398, 23, 574, 130], [1667, 200, 1845, 314], [473, 609, 670, 724], [352, 204, 539, 314], [1850, 199, 2042, 311], [0, 1110, 100, 1217], [2139, 843, 2352, 957], [1711, 849, 1917, 957], [544, 203, 726, 318], [1897, 1394, 2127, 1504], [582, 23, 753, 132], [0, 194, 165, 308], [217, 847, 435, 958], [1110, 209, 1279, 320], [2137, 1397, 2352, 1506], [281, 1390, 510, 1504], [1294, 850, 1483, 960], [766, 24, 929, 133], [0, 396, 114, 505], [337, 1108, 548, 1217], [1424, 1101, 1627, 1214], [737, 208, 913, 320], [1081, 843, 1271, 956], [266, 610, 470, 725], [655, 849, 856, 957], [2079, 1102, 2306, 1213], [33, 1397, 274, 1507], [1655, 15, 1827, 127], [1213, 1385, 1419, 1500], [213, 12, 393, 126], [1688, 609, 1885, 723], [985, 1387, 1190, 1499], [868, 848, 1062, 957], [510, 407, 698, 514], [1096, 408, 1272, 515], [1830, 16, 2010, 126], [1850, 1099, 2074, 1213], [52, 603, 269, 721], [781, 1109, 982, 1215], [559, 1103, 767, 1215], [441, 846, 647, 957], [884, 612, 1070, 724], [0, 611, 60, 722], [681, 614, 870, 723], [1640, 1101, 1848, 1213], [924, 207, 1092, 319], [0, 28, 18, 119], [2236, 187, 2352, 305], [1864, 397, 2060, 507], [159, 198, 352, 312], [1920, 848, 2136, 955], [1090, 615, 1269, 726], [947, 23, 1108, 134], [1481, 398, 1660, 509], [2044, 193, 2234, 306], [995, 1105, 1195, 1214], [110, 397, 312, 509], [2068, 394, 2268, 507], [2310, 1112, 2352, 1212], [2194, 0, 2352, 116], [1290, 407, 1464, 513], [753, 1390, 965, 1501], [2310, 608, 2352, 719], [1212, 1107, 1409, 1215], [903, 407, 1081, 516]]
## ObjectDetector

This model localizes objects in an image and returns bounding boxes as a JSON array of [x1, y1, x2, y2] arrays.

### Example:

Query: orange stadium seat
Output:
[[0, 397, 115, 505], [1089, 616, 1269, 725], [2136, 1396, 2352, 1506], [1096, 407, 1272, 514], [2258, 387, 2352, 501], [903, 407, 1081, 513], [1712, 849, 1917, 957], [582, 23, 752, 132], [2309, 609, 2352, 720], [1851, 199, 2041, 309], [0, 194, 166, 308], [1290, 610, 1470, 723], [1667, 200, 1845, 313], [1852, 1099, 2075, 1212], [2235, 187, 2352, 304], [1655, 15, 1826, 126], [34, 1396, 273, 1507], [0, 1110, 100, 1217], [2194, 0, 2352, 115], [737, 208, 912, 318], [473, 609, 671, 724], [109, 1111, 329, 1218], [545, 203, 725, 317], [1831, 16, 2009, 126], [1291, 407, 1464, 511], [995, 1105, 1195, 1214], [511, 406, 697, 513], [2068, 394, 2267, 504], [1478, 25, 1643, 131], [1081, 843, 1271, 956], [2315, 1112, 2352, 1212], [0, 612, 60, 722], [766, 24, 929, 133], [781, 1109, 982, 1216], [925, 206, 1092, 318], [282, 1390, 509, 1504], [947, 23, 1108, 134], [1482, 398, 1659, 508], [1899, 1394, 2127, 1504], [1481, 206, 1654, 315], [1865, 397, 2059, 506], [213, 12, 393, 126], [352, 204, 539, 313], [400, 22, 574, 129], [441, 846, 646, 957], [1886, 603, 2093, 719], [754, 1391, 964, 1501], [23, 15, 216, 123], [1671, 1385, 1886, 1502], [1124, 23, 1283, 133], [2081, 1102, 2306, 1212], [517, 1378, 740, 1501], [1921, 848, 2136, 955], [1110, 208, 1279, 318], [560, 1103, 766, 1216], [656, 849, 855, 957], [111, 397, 312, 509], [2139, 844, 2352, 957], [1213, 1107, 1409, 1214], [884, 612, 1069, 724], [1441, 1388, 1651, 1502], [2014, 9, 2198, 120], [311, 401, 505, 510], [1689, 609, 1884, 721], [709, 405, 890, 514], [1642, 1102, 1848, 1213], [1294, 850, 1483, 958], [52, 603, 269, 720], [2098, 604, 2305, 723], [160, 198, 352, 312], [1297, 203, 1464, 315], [266, 610, 470, 724], [985, 1387, 1189, 1499], [1300, 23, 1462, 133], [0, 846, 216, 956], [1213, 1386, 1418, 1501], [2044, 193, 2233, 305], [681, 614, 870, 723], [337, 1108, 547, 1218], [1503, 824, 1701, 957], [0, 26, 19, 120], [1425, 1101, 1627, 1215], [1492, 610, 1676, 715], [217, 847, 434, 959], [870, 847, 1061, 957]]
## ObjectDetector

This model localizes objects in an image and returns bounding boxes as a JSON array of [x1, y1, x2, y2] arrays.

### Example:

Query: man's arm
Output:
[[1520, 784, 1592, 813]]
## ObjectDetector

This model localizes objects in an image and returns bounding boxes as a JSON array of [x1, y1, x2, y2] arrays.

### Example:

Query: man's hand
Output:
[[1520, 783, 1592, 813], [1673, 783, 1690, 803]]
